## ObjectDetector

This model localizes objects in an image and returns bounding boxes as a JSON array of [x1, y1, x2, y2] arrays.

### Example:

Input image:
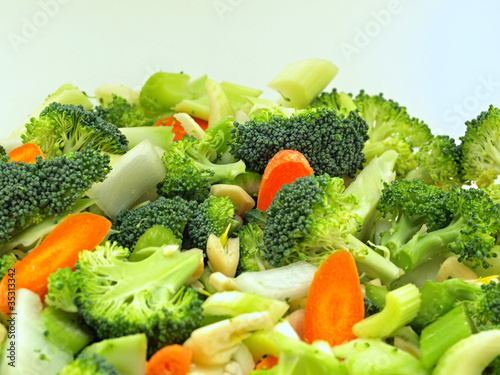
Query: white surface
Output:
[[1, 1, 500, 139]]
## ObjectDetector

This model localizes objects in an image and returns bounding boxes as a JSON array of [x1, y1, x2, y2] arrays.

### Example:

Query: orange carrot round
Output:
[[156, 116, 208, 141], [146, 344, 192, 375], [0, 212, 111, 315], [257, 150, 314, 212], [8, 143, 45, 164], [303, 250, 364, 347], [255, 355, 279, 370]]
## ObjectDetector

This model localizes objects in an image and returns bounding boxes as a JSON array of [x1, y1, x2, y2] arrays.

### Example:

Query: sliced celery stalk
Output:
[[119, 126, 174, 150], [140, 72, 191, 112], [219, 81, 262, 109], [202, 291, 289, 323], [352, 283, 421, 339], [420, 303, 475, 369], [189, 74, 208, 97], [268, 58, 339, 109], [173, 96, 210, 120], [206, 79, 235, 126]]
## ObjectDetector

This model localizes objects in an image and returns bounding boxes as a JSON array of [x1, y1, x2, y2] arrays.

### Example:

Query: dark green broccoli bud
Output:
[[460, 105, 500, 187], [45, 267, 80, 312], [363, 137, 417, 177], [0, 148, 111, 247], [406, 135, 463, 189], [472, 281, 500, 327], [74, 242, 204, 356], [229, 107, 369, 178], [94, 95, 154, 128], [363, 297, 381, 318], [309, 88, 357, 116], [22, 102, 128, 158], [109, 196, 197, 252], [186, 196, 238, 250], [354, 90, 433, 148], [0, 253, 17, 280], [237, 222, 265, 274], [60, 352, 119, 375], [158, 134, 246, 203], [0, 145, 6, 158]]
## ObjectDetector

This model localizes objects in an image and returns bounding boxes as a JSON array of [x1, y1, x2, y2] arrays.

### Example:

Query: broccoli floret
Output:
[[22, 102, 128, 158], [379, 181, 500, 271], [309, 88, 357, 115], [460, 105, 500, 187], [363, 137, 417, 177], [73, 241, 204, 356], [0, 148, 110, 247], [261, 174, 400, 283], [186, 196, 238, 250], [94, 95, 153, 128], [45, 267, 80, 312], [229, 107, 369, 178], [484, 184, 500, 204], [0, 145, 6, 158], [0, 253, 17, 280], [109, 196, 196, 252], [237, 222, 265, 274], [60, 352, 119, 375], [406, 135, 463, 189], [158, 131, 246, 203]]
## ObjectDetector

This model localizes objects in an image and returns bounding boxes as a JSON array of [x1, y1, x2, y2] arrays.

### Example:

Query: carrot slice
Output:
[[146, 344, 192, 375], [255, 355, 279, 370], [156, 116, 209, 141], [0, 212, 111, 315], [8, 143, 45, 163], [303, 250, 364, 347], [257, 150, 314, 211]]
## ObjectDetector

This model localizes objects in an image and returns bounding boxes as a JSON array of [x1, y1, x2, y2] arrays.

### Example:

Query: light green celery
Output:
[[119, 126, 174, 149], [206, 79, 235, 126], [433, 330, 500, 375], [352, 283, 421, 338], [219, 81, 262, 109], [139, 72, 191, 112], [94, 84, 140, 105], [268, 58, 339, 109], [173, 95, 210, 120], [243, 330, 280, 362], [189, 74, 208, 97], [338, 92, 357, 112], [420, 303, 475, 370], [202, 291, 289, 323]]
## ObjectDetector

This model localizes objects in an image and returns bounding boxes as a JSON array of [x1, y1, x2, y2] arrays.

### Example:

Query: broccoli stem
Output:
[[420, 303, 475, 370], [380, 214, 426, 254]]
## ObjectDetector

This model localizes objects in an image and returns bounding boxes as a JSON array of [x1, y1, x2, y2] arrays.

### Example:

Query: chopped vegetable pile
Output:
[[1, 58, 500, 375]]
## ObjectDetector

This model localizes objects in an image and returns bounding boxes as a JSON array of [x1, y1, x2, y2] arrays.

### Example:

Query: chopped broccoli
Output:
[[0, 253, 17, 280], [363, 137, 417, 177], [309, 88, 357, 115], [237, 222, 265, 274], [45, 267, 80, 312], [22, 102, 128, 158], [484, 184, 500, 204], [0, 145, 5, 158], [406, 135, 463, 189], [109, 196, 196, 252], [0, 148, 110, 248], [229, 107, 369, 178], [72, 242, 204, 356], [261, 174, 401, 283], [94, 95, 153, 128], [60, 352, 119, 375], [186, 195, 238, 250], [379, 180, 500, 271], [460, 105, 500, 187]]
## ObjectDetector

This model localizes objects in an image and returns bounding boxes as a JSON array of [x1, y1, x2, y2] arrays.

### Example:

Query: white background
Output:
[[1, 0, 500, 139]]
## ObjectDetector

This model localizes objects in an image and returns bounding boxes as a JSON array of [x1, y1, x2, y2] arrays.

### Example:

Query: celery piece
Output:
[[41, 307, 94, 356], [81, 334, 147, 375], [433, 329, 500, 375], [268, 58, 339, 109], [219, 81, 263, 110], [243, 330, 280, 362], [173, 96, 210, 121], [119, 126, 174, 150], [206, 79, 236, 126], [140, 72, 191, 112], [352, 283, 421, 339], [189, 74, 208, 98], [420, 303, 475, 369], [95, 84, 140, 106], [202, 291, 289, 323], [338, 92, 357, 112]]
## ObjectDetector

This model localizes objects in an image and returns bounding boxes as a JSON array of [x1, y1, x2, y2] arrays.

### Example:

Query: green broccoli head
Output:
[[354, 90, 433, 147], [158, 135, 246, 203], [75, 242, 204, 356], [237, 222, 265, 274], [460, 105, 500, 187], [483, 184, 500, 205], [22, 102, 128, 158], [45, 267, 80, 312], [0, 145, 6, 158], [262, 174, 361, 267], [363, 137, 417, 178], [60, 352, 119, 375], [109, 196, 197, 252], [472, 281, 500, 327], [309, 88, 357, 116], [94, 95, 154, 128], [229, 107, 369, 178], [0, 253, 17, 280], [0, 148, 110, 246], [186, 195, 238, 250]]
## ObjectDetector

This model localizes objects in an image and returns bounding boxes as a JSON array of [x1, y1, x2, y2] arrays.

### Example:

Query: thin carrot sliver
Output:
[[257, 149, 314, 212], [255, 355, 279, 370], [156, 116, 208, 141], [303, 250, 364, 347], [8, 143, 45, 164]]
